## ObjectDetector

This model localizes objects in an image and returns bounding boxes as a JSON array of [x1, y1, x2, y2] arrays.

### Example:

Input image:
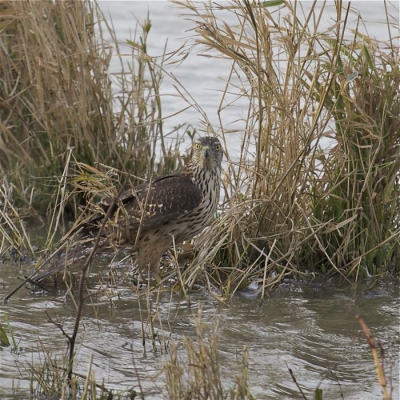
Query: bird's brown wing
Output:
[[88, 174, 203, 239]]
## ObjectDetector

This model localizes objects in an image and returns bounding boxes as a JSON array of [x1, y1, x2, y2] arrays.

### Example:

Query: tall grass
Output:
[[164, 309, 253, 399], [0, 0, 183, 215], [0, 0, 186, 257], [176, 0, 400, 292]]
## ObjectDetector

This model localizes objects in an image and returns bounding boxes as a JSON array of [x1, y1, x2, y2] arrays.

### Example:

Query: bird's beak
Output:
[[204, 147, 210, 159]]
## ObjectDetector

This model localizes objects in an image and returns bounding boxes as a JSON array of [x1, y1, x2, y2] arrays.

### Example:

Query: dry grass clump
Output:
[[0, 0, 183, 216], [164, 309, 253, 399], [0, 178, 34, 257], [306, 31, 400, 277], [176, 0, 400, 292], [0, 0, 188, 258]]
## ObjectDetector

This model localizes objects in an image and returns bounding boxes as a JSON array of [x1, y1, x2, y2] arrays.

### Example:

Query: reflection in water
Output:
[[0, 259, 398, 399]]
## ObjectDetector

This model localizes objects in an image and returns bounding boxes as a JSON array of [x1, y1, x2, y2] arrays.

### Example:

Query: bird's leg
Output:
[[153, 271, 161, 285], [151, 263, 162, 285]]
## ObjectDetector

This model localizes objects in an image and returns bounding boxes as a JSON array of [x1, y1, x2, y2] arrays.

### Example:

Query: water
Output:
[[98, 0, 399, 167], [0, 259, 398, 399], [1, 2, 399, 399], [99, 1, 399, 144]]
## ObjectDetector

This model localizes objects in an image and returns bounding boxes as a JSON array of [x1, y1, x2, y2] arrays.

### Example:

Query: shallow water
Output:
[[0, 256, 398, 399]]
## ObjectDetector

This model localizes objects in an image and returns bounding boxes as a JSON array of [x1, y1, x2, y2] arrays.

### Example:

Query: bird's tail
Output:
[[3, 196, 123, 301], [32, 238, 107, 283]]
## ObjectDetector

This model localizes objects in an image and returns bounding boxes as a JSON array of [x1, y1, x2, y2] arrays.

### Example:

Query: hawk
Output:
[[33, 136, 223, 284]]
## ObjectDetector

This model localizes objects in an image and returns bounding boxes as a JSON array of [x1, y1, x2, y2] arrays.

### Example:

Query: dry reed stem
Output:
[[0, 0, 187, 216], [164, 308, 253, 399], [357, 315, 390, 400]]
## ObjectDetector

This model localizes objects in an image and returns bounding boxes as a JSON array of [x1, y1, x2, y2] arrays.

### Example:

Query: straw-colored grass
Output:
[[164, 309, 254, 399], [0, 0, 186, 257], [175, 0, 400, 294], [1, 0, 398, 292], [0, 0, 398, 289], [0, 0, 183, 215]]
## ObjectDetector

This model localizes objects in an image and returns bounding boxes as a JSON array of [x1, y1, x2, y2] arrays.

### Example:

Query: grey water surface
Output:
[[100, 1, 399, 157], [0, 256, 399, 399]]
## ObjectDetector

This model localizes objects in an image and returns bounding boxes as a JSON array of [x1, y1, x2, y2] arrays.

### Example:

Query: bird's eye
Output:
[[194, 143, 201, 150], [214, 144, 221, 151]]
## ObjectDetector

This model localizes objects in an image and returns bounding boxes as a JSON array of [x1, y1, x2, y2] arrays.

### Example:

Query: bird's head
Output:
[[191, 136, 223, 171]]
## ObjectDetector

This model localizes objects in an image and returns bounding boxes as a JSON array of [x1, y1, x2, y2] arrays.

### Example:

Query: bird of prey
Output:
[[30, 136, 224, 285]]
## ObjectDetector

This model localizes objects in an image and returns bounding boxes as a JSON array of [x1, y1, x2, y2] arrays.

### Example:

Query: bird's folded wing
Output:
[[109, 174, 203, 233]]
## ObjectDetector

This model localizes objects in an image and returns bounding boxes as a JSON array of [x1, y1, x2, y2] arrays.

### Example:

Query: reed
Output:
[[0, 0, 187, 261], [176, 0, 400, 293], [0, 0, 183, 216], [3, 0, 398, 288], [164, 309, 254, 399]]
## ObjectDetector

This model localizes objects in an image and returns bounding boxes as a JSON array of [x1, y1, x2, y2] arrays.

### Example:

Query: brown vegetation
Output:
[[1, 1, 398, 285], [176, 0, 400, 294], [0, 0, 183, 215]]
